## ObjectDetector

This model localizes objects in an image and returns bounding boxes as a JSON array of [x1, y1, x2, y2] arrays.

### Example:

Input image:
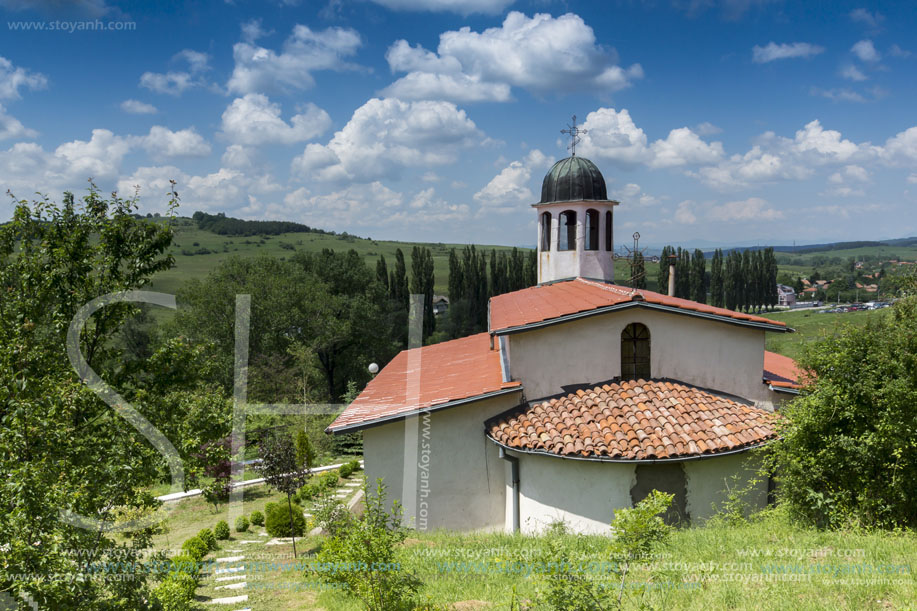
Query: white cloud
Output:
[[880, 126, 917, 165], [674, 200, 696, 224], [473, 149, 552, 212], [649, 127, 724, 168], [381, 12, 643, 102], [694, 122, 722, 136], [138, 125, 211, 159], [693, 145, 809, 190], [889, 44, 911, 58], [139, 49, 210, 96], [120, 99, 158, 114], [850, 8, 884, 29], [0, 56, 47, 100], [708, 197, 784, 222], [575, 107, 721, 169], [292, 97, 481, 182], [752, 42, 824, 63], [789, 120, 861, 163], [840, 65, 867, 81], [284, 182, 469, 230], [227, 24, 362, 94], [0, 104, 36, 140], [221, 144, 258, 170], [368, 0, 514, 15], [851, 39, 880, 62], [220, 93, 331, 146]]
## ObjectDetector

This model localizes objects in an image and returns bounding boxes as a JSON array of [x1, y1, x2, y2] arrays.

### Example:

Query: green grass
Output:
[[150, 477, 916, 610], [760, 308, 892, 361]]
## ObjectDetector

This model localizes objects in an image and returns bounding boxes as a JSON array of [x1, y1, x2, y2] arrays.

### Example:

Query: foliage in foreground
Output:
[[313, 480, 421, 611], [770, 296, 917, 528]]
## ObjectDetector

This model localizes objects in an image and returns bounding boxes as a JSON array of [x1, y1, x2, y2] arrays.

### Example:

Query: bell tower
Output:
[[535, 118, 619, 284]]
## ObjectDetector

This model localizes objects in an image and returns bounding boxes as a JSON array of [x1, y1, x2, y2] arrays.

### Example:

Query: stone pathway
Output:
[[208, 549, 248, 606]]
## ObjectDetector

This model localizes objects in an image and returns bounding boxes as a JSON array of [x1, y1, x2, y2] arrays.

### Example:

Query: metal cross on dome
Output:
[[561, 115, 587, 156]]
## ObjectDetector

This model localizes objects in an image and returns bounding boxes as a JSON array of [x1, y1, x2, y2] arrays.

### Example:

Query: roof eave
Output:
[[487, 436, 774, 464], [492, 300, 789, 336], [325, 385, 523, 435]]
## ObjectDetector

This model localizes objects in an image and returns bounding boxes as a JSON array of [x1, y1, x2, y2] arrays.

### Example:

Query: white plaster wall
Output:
[[684, 453, 769, 523], [507, 308, 770, 404], [514, 452, 636, 535], [536, 202, 615, 284], [361, 392, 520, 532]]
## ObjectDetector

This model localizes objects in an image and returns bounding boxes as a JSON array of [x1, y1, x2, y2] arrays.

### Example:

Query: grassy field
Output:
[[156, 483, 916, 611], [760, 307, 891, 361]]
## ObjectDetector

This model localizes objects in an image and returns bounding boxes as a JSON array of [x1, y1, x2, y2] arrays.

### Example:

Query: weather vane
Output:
[[560, 115, 587, 156]]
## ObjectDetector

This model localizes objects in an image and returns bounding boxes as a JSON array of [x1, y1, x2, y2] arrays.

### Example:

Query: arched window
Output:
[[585, 209, 599, 251], [541, 211, 552, 251], [621, 323, 650, 379], [605, 210, 613, 251], [558, 210, 576, 251]]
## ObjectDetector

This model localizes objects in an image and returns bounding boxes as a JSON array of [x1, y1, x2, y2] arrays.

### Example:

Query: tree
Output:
[[375, 255, 388, 293], [630, 251, 647, 290], [0, 184, 181, 607], [257, 433, 310, 557], [657, 246, 674, 293], [724, 251, 739, 311], [390, 248, 409, 311], [295, 429, 317, 471], [410, 246, 435, 340], [710, 248, 724, 308], [769, 297, 917, 528], [690, 249, 706, 303], [676, 247, 691, 299]]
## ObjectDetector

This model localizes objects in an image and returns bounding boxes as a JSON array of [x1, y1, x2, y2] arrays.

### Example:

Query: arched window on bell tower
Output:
[[585, 209, 599, 251], [541, 211, 552, 251], [605, 211, 613, 251], [558, 210, 576, 251]]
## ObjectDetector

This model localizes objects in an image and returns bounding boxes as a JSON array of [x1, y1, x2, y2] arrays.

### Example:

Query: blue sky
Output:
[[0, 0, 915, 248]]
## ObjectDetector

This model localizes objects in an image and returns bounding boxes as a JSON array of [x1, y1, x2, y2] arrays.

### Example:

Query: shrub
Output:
[[265, 501, 306, 537], [250, 510, 264, 526], [339, 462, 355, 478], [296, 482, 320, 503], [235, 515, 249, 532], [318, 470, 339, 489], [168, 554, 201, 581], [313, 491, 353, 538], [181, 536, 208, 561], [313, 480, 420, 611], [152, 573, 197, 611], [197, 528, 216, 552], [347, 459, 361, 472], [214, 520, 230, 540]]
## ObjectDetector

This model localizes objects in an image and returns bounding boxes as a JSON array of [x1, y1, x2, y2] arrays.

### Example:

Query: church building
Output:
[[327, 151, 802, 534]]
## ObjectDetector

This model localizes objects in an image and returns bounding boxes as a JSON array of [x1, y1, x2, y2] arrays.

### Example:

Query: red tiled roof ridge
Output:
[[486, 378, 778, 461], [489, 277, 786, 333]]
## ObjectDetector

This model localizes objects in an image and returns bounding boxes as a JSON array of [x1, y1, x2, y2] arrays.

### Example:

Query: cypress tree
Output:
[[676, 248, 691, 299], [489, 249, 499, 298], [765, 247, 779, 310], [690, 249, 706, 303], [448, 248, 463, 301], [657, 245, 674, 292], [710, 248, 724, 308], [376, 255, 388, 293], [524, 250, 537, 287], [740, 249, 751, 312], [724, 250, 739, 311], [632, 251, 647, 289], [390, 248, 408, 310]]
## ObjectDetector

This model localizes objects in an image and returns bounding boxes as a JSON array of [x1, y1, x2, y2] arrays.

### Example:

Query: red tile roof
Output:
[[489, 278, 786, 333], [487, 379, 778, 460], [763, 350, 804, 389], [327, 333, 521, 433]]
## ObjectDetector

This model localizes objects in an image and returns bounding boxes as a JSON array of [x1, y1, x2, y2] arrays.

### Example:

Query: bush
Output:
[[181, 536, 208, 561], [769, 297, 917, 528], [168, 554, 201, 581], [235, 515, 250, 532], [197, 528, 216, 552], [265, 501, 306, 537], [339, 462, 355, 478], [295, 482, 320, 503], [313, 480, 419, 611], [313, 491, 353, 538], [250, 510, 264, 526], [214, 520, 230, 540], [152, 573, 197, 611], [347, 459, 361, 472], [318, 470, 339, 489]]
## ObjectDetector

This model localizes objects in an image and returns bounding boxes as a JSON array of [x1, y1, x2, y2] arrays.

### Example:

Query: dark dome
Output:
[[540, 156, 608, 204]]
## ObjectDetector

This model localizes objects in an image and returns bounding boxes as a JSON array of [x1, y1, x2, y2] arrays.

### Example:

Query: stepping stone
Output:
[[215, 574, 246, 582], [224, 549, 242, 553], [216, 556, 245, 563], [237, 540, 259, 544], [266, 537, 293, 546], [209, 594, 248, 605], [214, 566, 245, 575], [258, 532, 269, 537], [215, 581, 247, 591], [335, 491, 349, 497], [344, 482, 360, 487]]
